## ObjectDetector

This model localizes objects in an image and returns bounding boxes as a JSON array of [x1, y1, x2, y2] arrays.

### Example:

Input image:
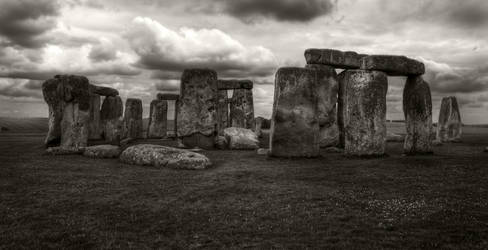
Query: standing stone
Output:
[[177, 69, 218, 149], [270, 67, 320, 157], [306, 64, 340, 148], [255, 116, 264, 138], [147, 99, 168, 138], [100, 96, 123, 144], [123, 98, 143, 139], [57, 75, 91, 149], [216, 90, 229, 135], [230, 88, 254, 129], [343, 70, 388, 156], [436, 96, 462, 142], [156, 93, 179, 138], [337, 71, 348, 148], [42, 78, 64, 147], [403, 76, 433, 154], [88, 93, 102, 140]]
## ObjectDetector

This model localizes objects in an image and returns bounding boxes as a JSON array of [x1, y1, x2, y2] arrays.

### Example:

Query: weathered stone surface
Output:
[[147, 99, 168, 138], [120, 144, 212, 170], [216, 90, 229, 135], [436, 96, 462, 142], [223, 127, 259, 150], [230, 88, 254, 129], [89, 84, 119, 97], [88, 93, 102, 140], [403, 76, 433, 154], [177, 69, 218, 148], [337, 71, 347, 148], [214, 135, 228, 149], [386, 131, 404, 142], [123, 98, 143, 139], [100, 96, 123, 144], [270, 67, 320, 157], [324, 147, 344, 153], [217, 79, 253, 90], [306, 64, 340, 148], [254, 116, 264, 137], [42, 78, 64, 146], [61, 102, 90, 148], [46, 146, 85, 155], [157, 93, 179, 100], [181, 133, 215, 150], [343, 70, 388, 156], [360, 55, 425, 76], [305, 48, 363, 69], [257, 148, 269, 155], [83, 145, 120, 158]]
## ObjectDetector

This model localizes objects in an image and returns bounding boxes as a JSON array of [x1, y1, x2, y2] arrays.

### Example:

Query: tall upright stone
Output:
[[230, 88, 254, 129], [42, 78, 64, 147], [88, 93, 102, 140], [337, 71, 347, 148], [403, 76, 433, 154], [147, 99, 168, 138], [177, 69, 218, 149], [436, 96, 462, 142], [216, 90, 229, 135], [305, 64, 339, 148], [270, 67, 320, 157], [123, 98, 143, 139], [343, 70, 388, 156], [100, 96, 123, 144], [157, 93, 179, 138]]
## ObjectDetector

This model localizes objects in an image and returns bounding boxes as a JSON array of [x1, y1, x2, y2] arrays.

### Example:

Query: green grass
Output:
[[1, 125, 488, 249]]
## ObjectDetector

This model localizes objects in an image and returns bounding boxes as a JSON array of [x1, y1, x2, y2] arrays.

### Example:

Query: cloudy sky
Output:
[[1, 0, 488, 124]]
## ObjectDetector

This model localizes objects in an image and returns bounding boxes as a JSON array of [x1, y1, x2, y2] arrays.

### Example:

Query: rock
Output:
[[257, 148, 269, 155], [386, 131, 404, 142], [304, 48, 363, 69], [216, 90, 229, 135], [223, 127, 259, 150], [436, 96, 462, 143], [403, 76, 433, 154], [83, 145, 120, 158], [181, 133, 216, 150], [342, 70, 388, 156], [337, 71, 347, 148], [360, 55, 425, 76], [215, 135, 228, 149], [229, 88, 255, 129], [254, 117, 264, 137], [324, 147, 344, 153], [42, 78, 64, 147], [119, 144, 212, 170], [432, 140, 443, 146], [88, 93, 102, 140], [157, 93, 179, 100], [46, 146, 85, 155], [306, 64, 340, 148], [89, 84, 119, 97], [217, 79, 253, 90], [120, 137, 135, 148], [123, 98, 143, 139], [270, 67, 320, 157], [100, 96, 123, 144], [177, 69, 218, 148], [147, 99, 168, 138]]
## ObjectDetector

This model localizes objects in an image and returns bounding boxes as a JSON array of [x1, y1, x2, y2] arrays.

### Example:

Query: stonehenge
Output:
[[218, 79, 255, 132], [157, 93, 179, 137], [147, 99, 168, 138], [436, 96, 462, 142], [88, 93, 102, 140], [122, 98, 143, 139], [100, 96, 123, 144]]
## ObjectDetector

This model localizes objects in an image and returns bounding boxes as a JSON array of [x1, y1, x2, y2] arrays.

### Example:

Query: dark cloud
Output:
[[444, 1, 488, 28], [0, 0, 60, 48], [213, 0, 336, 22], [0, 78, 43, 98], [154, 81, 180, 92], [89, 44, 117, 62], [427, 70, 488, 94]]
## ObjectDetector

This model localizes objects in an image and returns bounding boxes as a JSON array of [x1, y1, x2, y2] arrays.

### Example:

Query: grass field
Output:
[[1, 121, 488, 249]]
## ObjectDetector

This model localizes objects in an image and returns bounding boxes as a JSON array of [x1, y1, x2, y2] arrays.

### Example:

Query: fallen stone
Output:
[[215, 135, 228, 149], [436, 96, 462, 143], [217, 79, 253, 90], [46, 146, 85, 155], [343, 70, 388, 156], [181, 133, 216, 150], [100, 96, 123, 144], [123, 98, 143, 139], [119, 144, 212, 170], [360, 55, 425, 76], [403, 76, 433, 154], [229, 88, 254, 129], [386, 131, 404, 142], [83, 145, 120, 158], [270, 67, 320, 157], [157, 93, 179, 100], [89, 84, 119, 97], [306, 64, 340, 148], [177, 69, 218, 148], [224, 127, 259, 150], [257, 148, 269, 155], [304, 48, 362, 69], [147, 99, 168, 138]]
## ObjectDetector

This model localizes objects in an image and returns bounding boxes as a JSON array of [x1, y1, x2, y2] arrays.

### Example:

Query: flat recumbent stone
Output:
[[304, 48, 363, 69], [360, 55, 425, 76]]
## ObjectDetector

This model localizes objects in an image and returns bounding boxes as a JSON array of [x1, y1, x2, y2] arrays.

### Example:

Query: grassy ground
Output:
[[1, 125, 488, 249]]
